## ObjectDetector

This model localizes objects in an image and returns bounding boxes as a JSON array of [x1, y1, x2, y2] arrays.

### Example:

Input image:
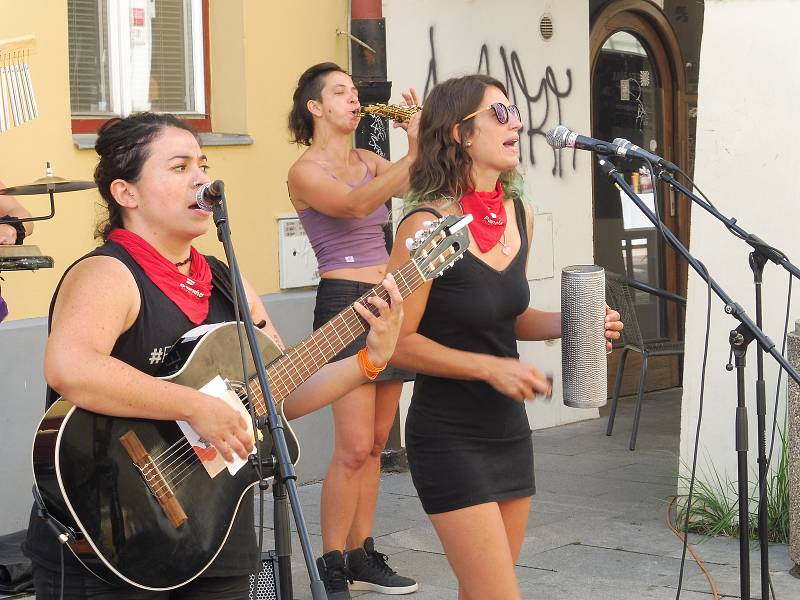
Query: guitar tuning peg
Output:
[[414, 230, 426, 240], [422, 220, 433, 228], [405, 238, 415, 250]]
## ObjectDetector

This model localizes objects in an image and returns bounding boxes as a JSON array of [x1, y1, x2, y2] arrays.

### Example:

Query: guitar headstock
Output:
[[408, 214, 472, 281]]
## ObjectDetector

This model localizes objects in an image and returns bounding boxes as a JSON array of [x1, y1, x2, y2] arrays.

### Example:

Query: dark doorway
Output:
[[591, 1, 690, 394]]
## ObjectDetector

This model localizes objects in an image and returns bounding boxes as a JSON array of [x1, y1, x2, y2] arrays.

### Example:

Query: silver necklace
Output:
[[498, 232, 512, 256]]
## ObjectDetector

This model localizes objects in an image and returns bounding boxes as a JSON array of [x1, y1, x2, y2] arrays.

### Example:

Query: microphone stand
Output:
[[656, 169, 800, 600], [209, 187, 327, 600], [595, 155, 800, 600]]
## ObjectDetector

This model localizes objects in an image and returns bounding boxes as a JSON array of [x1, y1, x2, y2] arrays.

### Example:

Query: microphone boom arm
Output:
[[595, 154, 800, 385]]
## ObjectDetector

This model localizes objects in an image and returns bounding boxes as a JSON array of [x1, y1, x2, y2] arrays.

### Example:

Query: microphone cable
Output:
[[674, 260, 713, 600], [761, 271, 793, 600]]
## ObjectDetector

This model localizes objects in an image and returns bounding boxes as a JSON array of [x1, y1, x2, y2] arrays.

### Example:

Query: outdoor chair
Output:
[[605, 273, 685, 450]]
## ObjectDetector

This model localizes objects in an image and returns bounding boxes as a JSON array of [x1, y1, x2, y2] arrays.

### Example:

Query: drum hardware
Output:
[[0, 161, 96, 224], [0, 244, 53, 271], [0, 163, 94, 274]]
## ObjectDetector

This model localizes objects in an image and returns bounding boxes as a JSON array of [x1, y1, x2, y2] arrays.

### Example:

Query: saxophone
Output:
[[357, 104, 422, 124]]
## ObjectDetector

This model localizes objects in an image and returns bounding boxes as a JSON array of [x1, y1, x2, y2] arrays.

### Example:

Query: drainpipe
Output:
[[350, 0, 407, 470], [351, 0, 391, 164]]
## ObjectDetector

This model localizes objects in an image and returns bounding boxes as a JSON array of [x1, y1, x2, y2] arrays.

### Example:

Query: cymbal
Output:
[[0, 176, 96, 196]]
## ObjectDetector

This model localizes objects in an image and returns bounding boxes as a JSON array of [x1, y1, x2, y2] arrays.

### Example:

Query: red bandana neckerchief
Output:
[[459, 181, 507, 253], [107, 228, 213, 324]]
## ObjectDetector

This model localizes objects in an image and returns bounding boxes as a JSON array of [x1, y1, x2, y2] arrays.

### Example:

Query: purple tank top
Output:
[[297, 154, 389, 274]]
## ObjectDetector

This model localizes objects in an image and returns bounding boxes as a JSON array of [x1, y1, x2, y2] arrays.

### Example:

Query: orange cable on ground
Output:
[[666, 496, 720, 599]]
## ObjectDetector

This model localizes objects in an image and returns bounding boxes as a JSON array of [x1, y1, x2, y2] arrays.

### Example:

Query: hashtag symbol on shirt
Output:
[[149, 347, 165, 365]]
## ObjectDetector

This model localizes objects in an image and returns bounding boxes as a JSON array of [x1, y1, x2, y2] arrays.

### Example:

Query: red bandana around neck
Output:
[[459, 181, 507, 253], [107, 229, 213, 324]]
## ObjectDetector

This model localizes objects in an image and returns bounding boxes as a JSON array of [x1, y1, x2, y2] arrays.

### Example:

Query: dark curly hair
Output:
[[93, 112, 197, 240], [405, 74, 522, 211], [288, 62, 347, 146]]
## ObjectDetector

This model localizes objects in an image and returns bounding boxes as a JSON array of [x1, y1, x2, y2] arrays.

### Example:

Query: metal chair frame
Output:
[[605, 273, 685, 450]]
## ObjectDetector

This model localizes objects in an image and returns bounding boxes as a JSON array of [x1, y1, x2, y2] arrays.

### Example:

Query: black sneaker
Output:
[[317, 550, 352, 600], [346, 537, 418, 594]]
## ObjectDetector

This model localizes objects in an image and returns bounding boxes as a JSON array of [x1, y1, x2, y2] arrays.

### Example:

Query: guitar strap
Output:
[[206, 257, 270, 330], [207, 256, 236, 307], [398, 206, 444, 227]]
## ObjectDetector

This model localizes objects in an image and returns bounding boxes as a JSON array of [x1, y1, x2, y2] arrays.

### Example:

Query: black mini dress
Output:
[[404, 198, 535, 514]]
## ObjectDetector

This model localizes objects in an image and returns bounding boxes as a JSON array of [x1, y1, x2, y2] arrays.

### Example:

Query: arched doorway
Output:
[[591, 1, 689, 393]]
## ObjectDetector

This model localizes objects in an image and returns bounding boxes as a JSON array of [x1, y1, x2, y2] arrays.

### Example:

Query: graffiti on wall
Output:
[[367, 115, 388, 158], [422, 26, 576, 177]]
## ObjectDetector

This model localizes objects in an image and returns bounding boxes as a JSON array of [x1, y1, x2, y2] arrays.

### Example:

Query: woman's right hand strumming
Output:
[[187, 393, 255, 462], [483, 356, 552, 401]]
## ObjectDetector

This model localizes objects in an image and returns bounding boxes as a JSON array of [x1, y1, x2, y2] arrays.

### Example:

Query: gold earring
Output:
[[465, 140, 472, 147]]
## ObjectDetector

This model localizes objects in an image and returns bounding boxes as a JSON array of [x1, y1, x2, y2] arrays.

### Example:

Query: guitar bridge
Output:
[[119, 431, 188, 528]]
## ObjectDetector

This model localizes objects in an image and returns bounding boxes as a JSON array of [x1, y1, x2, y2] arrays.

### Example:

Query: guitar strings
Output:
[[265, 259, 423, 400], [156, 392, 260, 490]]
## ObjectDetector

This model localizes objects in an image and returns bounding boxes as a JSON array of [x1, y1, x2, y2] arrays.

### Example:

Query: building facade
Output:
[[0, 0, 702, 535]]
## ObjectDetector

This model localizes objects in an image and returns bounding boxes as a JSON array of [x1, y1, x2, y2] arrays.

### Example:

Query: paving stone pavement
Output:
[[7, 389, 799, 599], [262, 389, 800, 599]]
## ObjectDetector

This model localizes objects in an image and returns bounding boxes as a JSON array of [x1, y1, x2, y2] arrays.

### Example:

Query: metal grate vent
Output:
[[540, 14, 554, 40]]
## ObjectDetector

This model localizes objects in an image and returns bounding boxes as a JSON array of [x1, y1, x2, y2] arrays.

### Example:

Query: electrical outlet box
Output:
[[277, 217, 319, 289]]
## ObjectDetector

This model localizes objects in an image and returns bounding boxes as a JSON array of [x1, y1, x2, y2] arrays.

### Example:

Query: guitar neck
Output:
[[246, 259, 425, 414]]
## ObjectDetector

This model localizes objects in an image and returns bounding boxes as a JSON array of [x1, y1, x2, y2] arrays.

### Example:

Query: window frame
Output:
[[70, 0, 211, 133]]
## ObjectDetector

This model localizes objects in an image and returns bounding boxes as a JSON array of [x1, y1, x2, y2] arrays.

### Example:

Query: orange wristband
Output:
[[357, 347, 386, 380]]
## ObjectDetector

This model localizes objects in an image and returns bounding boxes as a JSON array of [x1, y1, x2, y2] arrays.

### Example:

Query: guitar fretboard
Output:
[[246, 259, 426, 415]]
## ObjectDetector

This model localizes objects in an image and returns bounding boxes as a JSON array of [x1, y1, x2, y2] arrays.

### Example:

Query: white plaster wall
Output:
[[382, 0, 596, 439], [681, 0, 800, 487]]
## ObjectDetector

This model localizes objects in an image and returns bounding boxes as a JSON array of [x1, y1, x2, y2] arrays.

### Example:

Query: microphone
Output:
[[612, 138, 679, 172], [545, 125, 623, 156], [195, 180, 225, 211]]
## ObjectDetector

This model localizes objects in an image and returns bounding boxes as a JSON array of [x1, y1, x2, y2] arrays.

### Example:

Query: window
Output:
[[68, 0, 210, 133]]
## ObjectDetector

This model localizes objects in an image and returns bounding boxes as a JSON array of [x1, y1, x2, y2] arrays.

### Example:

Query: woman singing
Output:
[[23, 112, 404, 599], [287, 63, 419, 598], [387, 74, 623, 600]]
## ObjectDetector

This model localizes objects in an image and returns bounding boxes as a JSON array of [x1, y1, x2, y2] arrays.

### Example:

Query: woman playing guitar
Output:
[[23, 112, 404, 599]]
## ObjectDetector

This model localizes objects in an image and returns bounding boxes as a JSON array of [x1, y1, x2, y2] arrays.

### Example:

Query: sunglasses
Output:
[[461, 102, 521, 125]]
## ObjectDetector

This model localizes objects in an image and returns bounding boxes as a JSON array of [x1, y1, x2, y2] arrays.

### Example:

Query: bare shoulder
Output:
[[52, 255, 140, 331], [287, 157, 321, 208], [287, 154, 327, 188]]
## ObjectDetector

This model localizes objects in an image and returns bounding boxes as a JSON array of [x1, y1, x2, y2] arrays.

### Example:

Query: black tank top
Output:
[[28, 241, 258, 578], [407, 197, 532, 440], [44, 242, 237, 406]]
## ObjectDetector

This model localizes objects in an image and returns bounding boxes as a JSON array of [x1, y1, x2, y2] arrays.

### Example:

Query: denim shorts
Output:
[[313, 278, 414, 382]]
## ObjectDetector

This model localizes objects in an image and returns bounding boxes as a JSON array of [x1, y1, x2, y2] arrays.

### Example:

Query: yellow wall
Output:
[[0, 0, 348, 321]]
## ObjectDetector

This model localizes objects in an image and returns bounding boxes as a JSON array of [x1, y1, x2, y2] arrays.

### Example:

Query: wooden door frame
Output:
[[590, 0, 690, 342]]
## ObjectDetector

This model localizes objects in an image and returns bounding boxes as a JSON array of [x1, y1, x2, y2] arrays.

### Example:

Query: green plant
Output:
[[676, 462, 739, 538], [676, 428, 790, 544]]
